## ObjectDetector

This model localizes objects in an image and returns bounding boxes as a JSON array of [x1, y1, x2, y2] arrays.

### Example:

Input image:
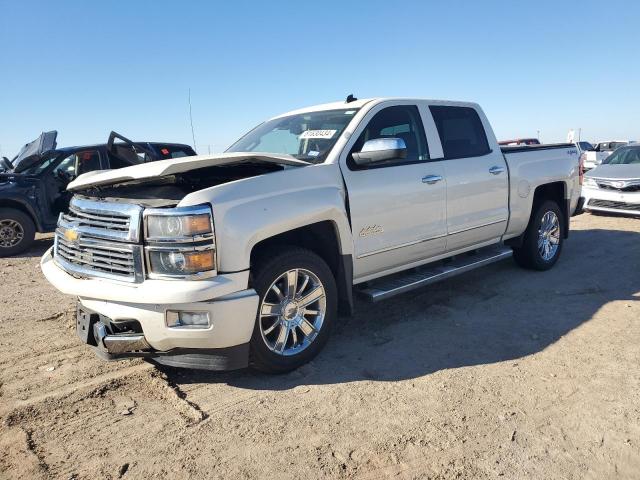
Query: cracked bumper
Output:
[[41, 247, 259, 369]]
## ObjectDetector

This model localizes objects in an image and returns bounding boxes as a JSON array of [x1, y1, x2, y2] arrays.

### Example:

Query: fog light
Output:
[[165, 310, 211, 329]]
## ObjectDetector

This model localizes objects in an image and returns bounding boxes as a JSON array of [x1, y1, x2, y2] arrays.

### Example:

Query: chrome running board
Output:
[[356, 245, 513, 302]]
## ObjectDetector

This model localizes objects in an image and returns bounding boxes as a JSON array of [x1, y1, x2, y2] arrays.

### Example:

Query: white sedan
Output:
[[581, 145, 640, 216]]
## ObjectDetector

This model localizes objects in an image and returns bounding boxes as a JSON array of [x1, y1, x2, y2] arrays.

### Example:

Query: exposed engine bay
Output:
[[75, 162, 285, 207]]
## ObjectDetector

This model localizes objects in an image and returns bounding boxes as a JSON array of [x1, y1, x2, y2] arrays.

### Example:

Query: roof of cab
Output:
[[271, 97, 481, 119], [53, 141, 194, 153]]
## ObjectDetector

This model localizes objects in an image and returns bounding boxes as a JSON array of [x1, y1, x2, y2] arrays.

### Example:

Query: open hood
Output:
[[68, 151, 310, 191], [12, 131, 58, 172]]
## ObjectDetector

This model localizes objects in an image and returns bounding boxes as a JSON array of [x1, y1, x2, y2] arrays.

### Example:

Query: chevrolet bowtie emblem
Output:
[[63, 227, 80, 242]]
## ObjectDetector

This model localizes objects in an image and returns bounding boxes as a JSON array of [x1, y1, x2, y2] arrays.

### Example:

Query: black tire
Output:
[[249, 247, 337, 373], [0, 208, 36, 257], [513, 200, 564, 271]]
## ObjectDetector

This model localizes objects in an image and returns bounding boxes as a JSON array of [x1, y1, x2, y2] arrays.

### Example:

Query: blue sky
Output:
[[1, 0, 639, 157]]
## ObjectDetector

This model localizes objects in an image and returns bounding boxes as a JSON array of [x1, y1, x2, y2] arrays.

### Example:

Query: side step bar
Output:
[[355, 245, 513, 302]]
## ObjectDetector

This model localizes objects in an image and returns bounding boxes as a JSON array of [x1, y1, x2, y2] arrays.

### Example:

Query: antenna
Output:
[[188, 88, 197, 151]]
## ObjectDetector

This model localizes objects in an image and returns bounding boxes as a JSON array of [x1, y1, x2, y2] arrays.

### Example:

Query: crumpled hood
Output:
[[12, 131, 58, 172], [586, 163, 640, 180], [67, 152, 309, 191]]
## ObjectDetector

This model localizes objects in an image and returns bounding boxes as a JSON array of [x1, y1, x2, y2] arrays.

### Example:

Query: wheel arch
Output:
[[0, 198, 42, 231], [505, 181, 569, 249], [249, 220, 354, 316], [531, 182, 569, 239]]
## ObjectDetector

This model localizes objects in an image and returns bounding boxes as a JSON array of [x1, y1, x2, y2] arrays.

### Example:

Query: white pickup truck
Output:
[[41, 98, 581, 372]]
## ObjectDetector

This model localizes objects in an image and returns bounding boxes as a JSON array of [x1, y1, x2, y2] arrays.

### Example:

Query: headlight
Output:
[[144, 205, 216, 279], [148, 249, 215, 276], [146, 207, 212, 241], [583, 177, 597, 188]]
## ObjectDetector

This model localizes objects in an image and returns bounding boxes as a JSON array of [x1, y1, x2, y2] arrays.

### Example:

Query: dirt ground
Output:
[[0, 212, 638, 479]]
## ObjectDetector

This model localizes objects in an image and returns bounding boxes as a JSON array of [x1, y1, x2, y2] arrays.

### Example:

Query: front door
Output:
[[340, 104, 447, 281], [44, 150, 102, 220]]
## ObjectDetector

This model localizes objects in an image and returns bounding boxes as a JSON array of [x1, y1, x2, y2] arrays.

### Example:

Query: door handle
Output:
[[489, 166, 505, 175], [422, 174, 443, 185]]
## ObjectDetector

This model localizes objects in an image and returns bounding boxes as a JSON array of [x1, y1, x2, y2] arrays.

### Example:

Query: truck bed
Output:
[[500, 142, 581, 240]]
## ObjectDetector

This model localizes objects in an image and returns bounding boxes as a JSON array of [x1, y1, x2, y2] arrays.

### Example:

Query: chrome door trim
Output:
[[357, 219, 507, 259], [356, 233, 447, 259], [447, 219, 506, 236]]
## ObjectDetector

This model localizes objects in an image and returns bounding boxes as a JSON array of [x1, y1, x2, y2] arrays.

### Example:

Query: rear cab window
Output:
[[429, 106, 491, 159], [155, 145, 195, 159]]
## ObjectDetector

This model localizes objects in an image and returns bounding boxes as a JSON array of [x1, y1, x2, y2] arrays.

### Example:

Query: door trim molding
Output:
[[356, 219, 507, 259], [356, 233, 447, 259], [448, 219, 507, 236]]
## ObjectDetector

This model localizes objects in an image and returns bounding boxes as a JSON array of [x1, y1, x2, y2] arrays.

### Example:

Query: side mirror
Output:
[[352, 138, 407, 165]]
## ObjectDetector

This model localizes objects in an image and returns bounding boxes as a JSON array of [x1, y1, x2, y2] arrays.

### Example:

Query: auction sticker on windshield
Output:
[[299, 130, 337, 139]]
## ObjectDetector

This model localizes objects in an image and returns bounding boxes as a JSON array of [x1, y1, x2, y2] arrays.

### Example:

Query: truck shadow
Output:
[[161, 226, 640, 390]]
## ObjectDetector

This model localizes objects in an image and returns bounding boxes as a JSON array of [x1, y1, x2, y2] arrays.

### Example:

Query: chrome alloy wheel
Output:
[[0, 219, 24, 248], [258, 268, 326, 356], [537, 211, 560, 261]]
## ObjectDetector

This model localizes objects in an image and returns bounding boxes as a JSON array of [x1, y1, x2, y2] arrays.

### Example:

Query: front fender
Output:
[[179, 163, 353, 273]]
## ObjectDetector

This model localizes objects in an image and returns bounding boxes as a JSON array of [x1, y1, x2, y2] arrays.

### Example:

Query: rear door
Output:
[[428, 105, 509, 251], [340, 102, 447, 281]]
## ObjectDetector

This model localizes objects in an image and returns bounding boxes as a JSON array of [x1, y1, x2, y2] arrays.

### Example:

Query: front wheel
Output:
[[513, 200, 564, 271], [250, 247, 337, 373], [0, 208, 36, 257]]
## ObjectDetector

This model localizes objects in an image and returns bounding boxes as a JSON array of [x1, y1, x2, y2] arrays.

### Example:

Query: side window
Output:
[[429, 106, 491, 159], [51, 153, 77, 180], [349, 105, 429, 169], [76, 150, 101, 175], [51, 150, 101, 179]]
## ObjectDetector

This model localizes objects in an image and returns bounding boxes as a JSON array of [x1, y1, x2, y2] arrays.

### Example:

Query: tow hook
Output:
[[93, 321, 151, 354]]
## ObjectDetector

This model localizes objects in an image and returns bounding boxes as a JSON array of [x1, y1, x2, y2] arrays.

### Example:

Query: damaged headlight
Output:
[[144, 205, 216, 279]]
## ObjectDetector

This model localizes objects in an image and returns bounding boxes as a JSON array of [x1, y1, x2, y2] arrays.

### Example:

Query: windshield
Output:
[[227, 109, 359, 163], [603, 147, 640, 165], [578, 142, 594, 151]]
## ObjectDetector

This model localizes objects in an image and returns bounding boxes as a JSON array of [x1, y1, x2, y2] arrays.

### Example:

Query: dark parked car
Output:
[[0, 131, 196, 256]]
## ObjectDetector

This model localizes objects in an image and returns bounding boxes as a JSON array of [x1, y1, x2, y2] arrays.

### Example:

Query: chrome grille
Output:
[[588, 199, 640, 212], [55, 231, 143, 282], [596, 181, 640, 192], [64, 204, 130, 232], [54, 197, 144, 282]]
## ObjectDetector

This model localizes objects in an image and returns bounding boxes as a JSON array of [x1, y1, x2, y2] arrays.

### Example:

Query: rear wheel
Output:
[[513, 200, 564, 271], [0, 208, 36, 257], [250, 247, 337, 373]]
